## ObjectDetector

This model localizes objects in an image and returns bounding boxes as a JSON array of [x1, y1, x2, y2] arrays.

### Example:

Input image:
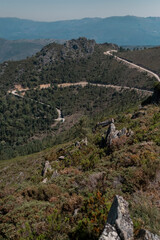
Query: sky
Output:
[[0, 0, 160, 22]]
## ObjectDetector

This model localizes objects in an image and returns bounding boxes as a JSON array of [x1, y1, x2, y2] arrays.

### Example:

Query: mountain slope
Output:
[[0, 100, 160, 239], [118, 46, 160, 75], [0, 38, 155, 160], [1, 16, 160, 45], [0, 38, 64, 63]]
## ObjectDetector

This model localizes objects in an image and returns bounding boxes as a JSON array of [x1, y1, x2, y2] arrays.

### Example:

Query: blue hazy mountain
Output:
[[1, 16, 160, 45]]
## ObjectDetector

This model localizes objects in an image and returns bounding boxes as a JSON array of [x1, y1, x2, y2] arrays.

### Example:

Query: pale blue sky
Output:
[[0, 0, 160, 22]]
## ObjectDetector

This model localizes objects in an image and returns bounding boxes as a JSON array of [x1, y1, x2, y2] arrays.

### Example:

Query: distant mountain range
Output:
[[0, 38, 65, 63], [1, 16, 160, 46]]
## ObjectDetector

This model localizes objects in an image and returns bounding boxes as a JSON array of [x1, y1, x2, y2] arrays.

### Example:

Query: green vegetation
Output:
[[0, 92, 57, 159], [118, 46, 160, 75], [0, 39, 155, 92], [0, 84, 147, 160], [0, 38, 160, 239], [0, 104, 160, 239]]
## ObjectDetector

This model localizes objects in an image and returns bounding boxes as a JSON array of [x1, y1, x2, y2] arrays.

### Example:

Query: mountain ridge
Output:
[[1, 16, 160, 45]]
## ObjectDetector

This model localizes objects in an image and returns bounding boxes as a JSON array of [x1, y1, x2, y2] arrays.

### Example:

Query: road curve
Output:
[[9, 90, 65, 123], [104, 50, 160, 83]]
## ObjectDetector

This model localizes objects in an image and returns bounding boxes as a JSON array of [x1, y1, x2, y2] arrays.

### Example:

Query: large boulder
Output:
[[137, 229, 160, 240], [99, 223, 120, 240], [107, 195, 134, 240]]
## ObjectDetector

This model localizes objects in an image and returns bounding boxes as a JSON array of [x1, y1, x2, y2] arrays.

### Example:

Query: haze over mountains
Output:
[[1, 16, 160, 46]]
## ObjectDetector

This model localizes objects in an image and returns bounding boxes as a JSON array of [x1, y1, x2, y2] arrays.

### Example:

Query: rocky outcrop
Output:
[[99, 223, 120, 240], [107, 195, 133, 240], [99, 196, 160, 240], [75, 137, 88, 148], [136, 229, 160, 240], [105, 122, 133, 146], [39, 37, 96, 65], [99, 196, 133, 240], [42, 161, 52, 177]]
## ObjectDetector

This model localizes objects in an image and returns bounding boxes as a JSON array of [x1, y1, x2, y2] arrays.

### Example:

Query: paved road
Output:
[[104, 50, 160, 82]]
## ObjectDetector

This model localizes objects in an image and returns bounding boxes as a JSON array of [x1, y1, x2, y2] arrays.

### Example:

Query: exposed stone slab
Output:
[[107, 195, 134, 240], [99, 223, 120, 240]]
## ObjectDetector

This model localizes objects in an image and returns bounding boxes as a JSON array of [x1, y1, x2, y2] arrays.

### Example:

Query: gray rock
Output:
[[99, 223, 120, 240], [81, 137, 88, 146], [127, 129, 134, 137], [42, 161, 52, 177], [42, 178, 48, 183], [51, 170, 59, 179], [73, 208, 79, 217], [118, 128, 127, 137], [137, 229, 160, 240], [105, 123, 133, 146], [107, 195, 133, 240]]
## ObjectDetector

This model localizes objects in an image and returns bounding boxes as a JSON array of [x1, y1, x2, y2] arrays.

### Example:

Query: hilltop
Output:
[[1, 16, 160, 45]]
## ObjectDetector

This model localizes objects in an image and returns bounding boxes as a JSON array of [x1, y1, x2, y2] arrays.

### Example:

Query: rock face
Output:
[[39, 37, 96, 65], [99, 223, 120, 240], [99, 196, 160, 240], [105, 122, 133, 146], [107, 195, 134, 240], [99, 195, 133, 240], [137, 229, 160, 240]]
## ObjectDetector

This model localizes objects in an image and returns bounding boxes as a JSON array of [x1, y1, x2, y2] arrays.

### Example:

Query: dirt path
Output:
[[57, 82, 153, 96], [104, 50, 160, 82]]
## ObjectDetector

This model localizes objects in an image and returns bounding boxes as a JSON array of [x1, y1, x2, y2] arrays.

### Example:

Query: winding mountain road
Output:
[[9, 90, 65, 123], [104, 50, 160, 82], [8, 49, 157, 124], [57, 82, 153, 96]]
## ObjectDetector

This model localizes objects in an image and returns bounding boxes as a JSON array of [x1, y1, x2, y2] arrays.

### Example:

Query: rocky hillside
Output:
[[0, 96, 160, 239]]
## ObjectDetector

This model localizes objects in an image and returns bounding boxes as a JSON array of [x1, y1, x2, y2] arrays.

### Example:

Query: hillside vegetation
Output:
[[0, 38, 155, 160], [118, 46, 160, 75], [0, 38, 155, 92], [0, 100, 160, 239], [0, 37, 160, 240]]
